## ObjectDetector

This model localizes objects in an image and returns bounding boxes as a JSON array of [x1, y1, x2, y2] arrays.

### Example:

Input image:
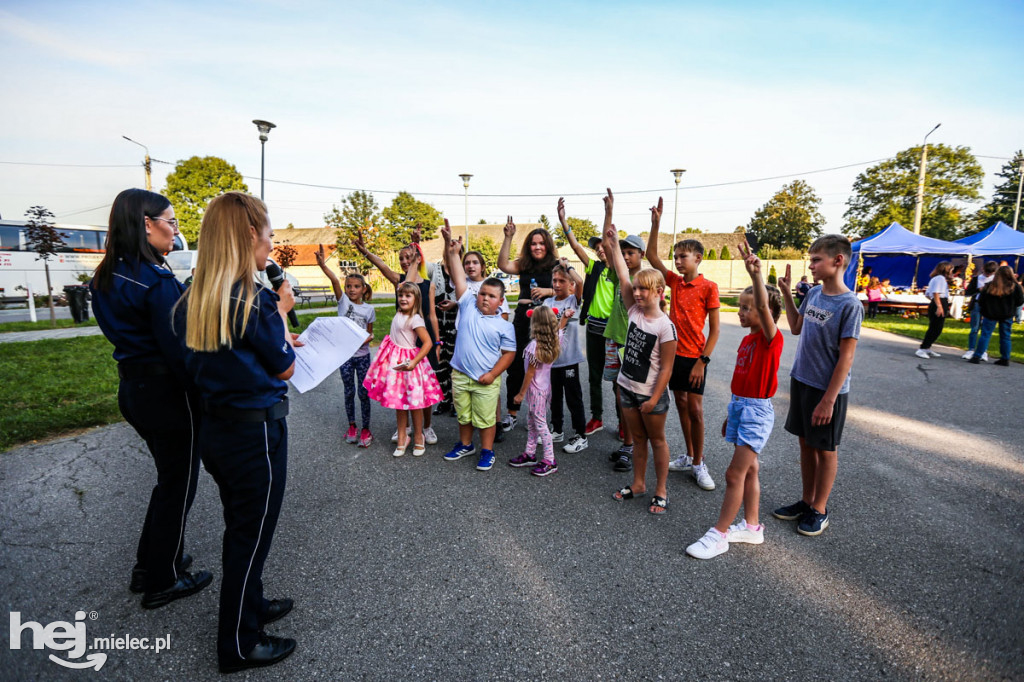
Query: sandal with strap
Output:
[[613, 485, 641, 501], [649, 496, 668, 515]]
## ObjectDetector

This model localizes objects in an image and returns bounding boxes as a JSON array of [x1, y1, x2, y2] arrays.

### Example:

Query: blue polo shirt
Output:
[[183, 284, 296, 409], [90, 257, 188, 378], [451, 291, 516, 381]]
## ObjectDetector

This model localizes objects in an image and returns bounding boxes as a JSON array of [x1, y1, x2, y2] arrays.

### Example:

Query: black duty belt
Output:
[[118, 363, 173, 380], [203, 397, 289, 423]]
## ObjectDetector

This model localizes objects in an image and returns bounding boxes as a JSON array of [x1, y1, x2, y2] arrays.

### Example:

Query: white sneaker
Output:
[[391, 426, 413, 443], [692, 462, 716, 490], [563, 435, 589, 453], [961, 350, 974, 360], [726, 520, 765, 545], [550, 429, 564, 443], [501, 414, 517, 432], [423, 427, 438, 445], [915, 349, 931, 359], [928, 350, 941, 358], [981, 352, 990, 362], [668, 455, 693, 472], [686, 527, 729, 559]]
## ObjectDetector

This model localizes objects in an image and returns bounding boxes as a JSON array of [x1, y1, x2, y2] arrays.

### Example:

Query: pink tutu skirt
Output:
[[364, 336, 443, 410]]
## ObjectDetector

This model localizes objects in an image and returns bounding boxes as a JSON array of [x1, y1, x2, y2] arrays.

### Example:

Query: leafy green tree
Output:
[[539, 214, 564, 247], [23, 205, 65, 325], [973, 150, 1023, 229], [324, 190, 386, 273], [747, 180, 825, 251], [162, 156, 248, 244], [734, 225, 746, 233], [477, 218, 487, 225], [719, 245, 731, 260], [381, 191, 443, 245], [468, 236, 500, 273], [844, 144, 983, 240], [566, 217, 599, 246], [705, 248, 717, 260], [768, 264, 778, 285]]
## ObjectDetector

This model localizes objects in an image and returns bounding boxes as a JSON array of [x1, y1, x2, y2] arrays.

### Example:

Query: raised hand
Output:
[[778, 263, 792, 291], [603, 188, 614, 216], [315, 243, 327, 267], [739, 241, 761, 276], [504, 216, 516, 238], [557, 197, 567, 225], [411, 223, 422, 243], [440, 219, 451, 245], [352, 233, 367, 255], [650, 196, 663, 227], [449, 235, 463, 257]]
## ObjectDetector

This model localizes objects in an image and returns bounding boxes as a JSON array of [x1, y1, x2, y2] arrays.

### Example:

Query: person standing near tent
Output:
[[915, 262, 952, 360]]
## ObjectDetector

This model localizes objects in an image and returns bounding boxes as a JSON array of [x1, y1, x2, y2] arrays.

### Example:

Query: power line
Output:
[[0, 160, 137, 168]]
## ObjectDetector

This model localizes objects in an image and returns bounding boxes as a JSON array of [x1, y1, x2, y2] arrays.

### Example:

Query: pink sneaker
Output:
[[345, 425, 358, 443], [530, 461, 558, 477], [358, 429, 373, 448]]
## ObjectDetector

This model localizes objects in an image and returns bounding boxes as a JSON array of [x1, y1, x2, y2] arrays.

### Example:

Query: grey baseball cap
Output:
[[620, 234, 646, 252], [587, 236, 602, 249]]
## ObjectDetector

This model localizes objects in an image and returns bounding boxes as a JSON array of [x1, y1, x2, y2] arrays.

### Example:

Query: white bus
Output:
[[0, 220, 187, 297]]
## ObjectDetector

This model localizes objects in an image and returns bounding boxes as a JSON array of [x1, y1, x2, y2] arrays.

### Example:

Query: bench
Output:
[[294, 286, 336, 306]]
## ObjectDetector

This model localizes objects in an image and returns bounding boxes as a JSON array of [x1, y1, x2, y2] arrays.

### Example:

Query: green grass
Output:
[[862, 314, 1023, 362], [0, 317, 98, 332]]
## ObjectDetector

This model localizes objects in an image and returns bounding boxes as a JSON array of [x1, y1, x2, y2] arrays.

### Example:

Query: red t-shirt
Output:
[[730, 329, 784, 399], [664, 271, 720, 358]]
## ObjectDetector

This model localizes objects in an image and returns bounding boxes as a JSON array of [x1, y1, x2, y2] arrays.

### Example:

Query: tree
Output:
[[747, 180, 825, 252], [381, 191, 443, 245], [719, 245, 731, 260], [23, 205, 66, 326], [844, 144, 983, 240], [162, 156, 248, 244], [705, 248, 717, 260], [973, 150, 1023, 229], [566, 217, 599, 246], [468, 236, 500, 273], [273, 243, 298, 269], [477, 218, 487, 225], [539, 214, 564, 247], [324, 191, 387, 273], [733, 225, 746, 233]]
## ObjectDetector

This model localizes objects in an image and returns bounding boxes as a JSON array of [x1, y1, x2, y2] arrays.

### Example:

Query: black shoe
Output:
[[613, 454, 632, 472], [773, 499, 813, 521], [261, 598, 294, 625], [968, 355, 981, 364], [433, 402, 452, 416], [608, 449, 619, 463], [995, 358, 1010, 366], [141, 569, 213, 609], [494, 428, 505, 443], [130, 553, 193, 593], [219, 633, 296, 674]]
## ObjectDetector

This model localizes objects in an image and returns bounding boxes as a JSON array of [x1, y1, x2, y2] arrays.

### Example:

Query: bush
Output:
[[719, 245, 731, 260], [768, 265, 778, 285], [705, 248, 717, 260]]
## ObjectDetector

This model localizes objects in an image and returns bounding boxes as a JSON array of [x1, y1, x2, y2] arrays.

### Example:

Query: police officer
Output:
[[179, 192, 297, 673], [90, 188, 212, 608]]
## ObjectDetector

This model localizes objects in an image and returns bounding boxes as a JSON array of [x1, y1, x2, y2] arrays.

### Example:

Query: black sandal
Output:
[[612, 486, 639, 501], [649, 496, 668, 515]]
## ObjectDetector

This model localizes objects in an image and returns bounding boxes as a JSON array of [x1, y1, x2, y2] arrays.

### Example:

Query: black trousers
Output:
[[118, 374, 200, 592], [551, 364, 586, 436], [436, 307, 457, 406], [920, 298, 949, 349], [506, 308, 532, 412], [201, 415, 288, 665], [585, 327, 606, 420]]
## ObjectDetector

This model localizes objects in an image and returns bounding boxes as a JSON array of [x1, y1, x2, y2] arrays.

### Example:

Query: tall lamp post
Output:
[[670, 168, 686, 247], [912, 123, 941, 235], [1013, 157, 1024, 231], [252, 120, 277, 201], [122, 136, 152, 191], [459, 173, 473, 244]]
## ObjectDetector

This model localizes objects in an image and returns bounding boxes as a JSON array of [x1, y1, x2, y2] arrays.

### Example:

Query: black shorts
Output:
[[783, 377, 849, 452], [669, 355, 706, 395]]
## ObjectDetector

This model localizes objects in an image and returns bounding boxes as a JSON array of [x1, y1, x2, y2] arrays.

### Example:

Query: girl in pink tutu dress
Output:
[[365, 282, 443, 457]]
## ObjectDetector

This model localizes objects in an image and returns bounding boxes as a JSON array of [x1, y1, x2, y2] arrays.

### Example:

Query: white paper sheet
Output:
[[289, 316, 371, 393]]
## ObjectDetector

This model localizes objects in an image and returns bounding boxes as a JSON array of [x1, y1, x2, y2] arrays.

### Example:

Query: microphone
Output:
[[265, 260, 300, 328]]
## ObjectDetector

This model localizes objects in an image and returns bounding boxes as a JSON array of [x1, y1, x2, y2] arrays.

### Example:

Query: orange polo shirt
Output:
[[665, 271, 720, 358]]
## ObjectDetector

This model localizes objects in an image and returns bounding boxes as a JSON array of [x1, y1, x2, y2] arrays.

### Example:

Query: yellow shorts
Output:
[[452, 370, 501, 429]]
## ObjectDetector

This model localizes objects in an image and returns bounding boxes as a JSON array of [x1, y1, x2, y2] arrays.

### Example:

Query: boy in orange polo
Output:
[[645, 198, 720, 490]]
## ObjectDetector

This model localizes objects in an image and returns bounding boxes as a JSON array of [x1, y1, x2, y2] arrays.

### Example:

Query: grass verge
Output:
[[0, 317, 98, 332], [862, 314, 1022, 362]]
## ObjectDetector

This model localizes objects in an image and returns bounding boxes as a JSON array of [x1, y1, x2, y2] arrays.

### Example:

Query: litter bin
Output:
[[63, 285, 90, 323]]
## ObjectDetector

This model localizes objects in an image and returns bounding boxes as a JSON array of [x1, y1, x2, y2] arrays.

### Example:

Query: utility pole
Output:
[[122, 136, 152, 190], [912, 123, 941, 234], [1013, 157, 1024, 231]]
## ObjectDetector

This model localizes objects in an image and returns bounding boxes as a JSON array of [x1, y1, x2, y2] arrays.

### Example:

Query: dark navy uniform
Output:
[[183, 284, 295, 666], [90, 257, 200, 592]]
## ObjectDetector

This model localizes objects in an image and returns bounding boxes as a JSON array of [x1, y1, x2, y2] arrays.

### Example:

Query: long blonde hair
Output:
[[529, 306, 560, 365], [184, 192, 268, 351]]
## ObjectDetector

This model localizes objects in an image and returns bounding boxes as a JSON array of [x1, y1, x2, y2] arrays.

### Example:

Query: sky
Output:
[[1, 0, 1022, 236]]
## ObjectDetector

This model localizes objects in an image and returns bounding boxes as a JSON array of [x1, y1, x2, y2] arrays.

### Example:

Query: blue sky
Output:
[[1, 0, 1021, 234]]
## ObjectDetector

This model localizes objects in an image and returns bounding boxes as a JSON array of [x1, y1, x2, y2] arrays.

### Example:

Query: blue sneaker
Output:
[[797, 508, 829, 536], [443, 442, 476, 461], [476, 449, 496, 471]]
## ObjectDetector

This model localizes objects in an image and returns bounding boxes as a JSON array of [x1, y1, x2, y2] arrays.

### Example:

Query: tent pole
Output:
[[912, 257, 921, 288]]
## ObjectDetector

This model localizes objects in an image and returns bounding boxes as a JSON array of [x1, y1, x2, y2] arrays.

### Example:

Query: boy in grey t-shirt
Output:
[[774, 235, 862, 537], [544, 261, 589, 453]]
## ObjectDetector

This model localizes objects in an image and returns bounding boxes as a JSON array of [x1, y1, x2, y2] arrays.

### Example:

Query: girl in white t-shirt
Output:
[[916, 261, 952, 359], [364, 282, 443, 457], [602, 190, 678, 515]]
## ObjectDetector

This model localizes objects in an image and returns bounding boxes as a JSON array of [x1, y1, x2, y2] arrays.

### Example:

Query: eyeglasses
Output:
[[150, 216, 179, 229]]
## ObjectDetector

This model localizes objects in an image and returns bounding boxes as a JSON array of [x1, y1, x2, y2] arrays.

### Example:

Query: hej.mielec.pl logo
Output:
[[10, 610, 172, 670]]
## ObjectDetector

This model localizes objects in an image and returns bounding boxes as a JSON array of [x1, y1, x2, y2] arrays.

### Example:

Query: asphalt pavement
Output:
[[1, 317, 1022, 681]]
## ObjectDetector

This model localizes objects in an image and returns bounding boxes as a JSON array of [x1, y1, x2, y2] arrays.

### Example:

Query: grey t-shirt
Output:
[[337, 293, 377, 357], [544, 294, 584, 368], [791, 286, 862, 394]]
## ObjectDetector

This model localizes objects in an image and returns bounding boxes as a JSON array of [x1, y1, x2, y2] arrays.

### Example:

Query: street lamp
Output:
[[459, 173, 473, 244], [252, 119, 277, 201], [912, 123, 941, 235], [122, 135, 152, 191], [670, 169, 686, 247]]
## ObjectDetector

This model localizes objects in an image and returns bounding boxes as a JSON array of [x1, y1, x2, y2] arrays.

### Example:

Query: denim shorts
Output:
[[618, 385, 670, 414], [725, 395, 775, 454]]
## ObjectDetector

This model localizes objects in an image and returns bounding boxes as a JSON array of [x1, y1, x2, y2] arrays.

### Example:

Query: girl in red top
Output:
[[687, 242, 784, 560]]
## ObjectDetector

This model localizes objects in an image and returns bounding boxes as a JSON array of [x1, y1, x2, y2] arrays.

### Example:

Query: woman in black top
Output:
[[497, 217, 558, 430]]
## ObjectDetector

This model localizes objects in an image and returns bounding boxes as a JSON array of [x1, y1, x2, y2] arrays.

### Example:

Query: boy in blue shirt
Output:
[[775, 235, 862, 536], [439, 221, 517, 471]]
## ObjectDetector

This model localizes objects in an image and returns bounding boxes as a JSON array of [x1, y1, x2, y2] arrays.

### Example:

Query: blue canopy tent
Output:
[[954, 222, 1024, 274], [844, 222, 973, 289]]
